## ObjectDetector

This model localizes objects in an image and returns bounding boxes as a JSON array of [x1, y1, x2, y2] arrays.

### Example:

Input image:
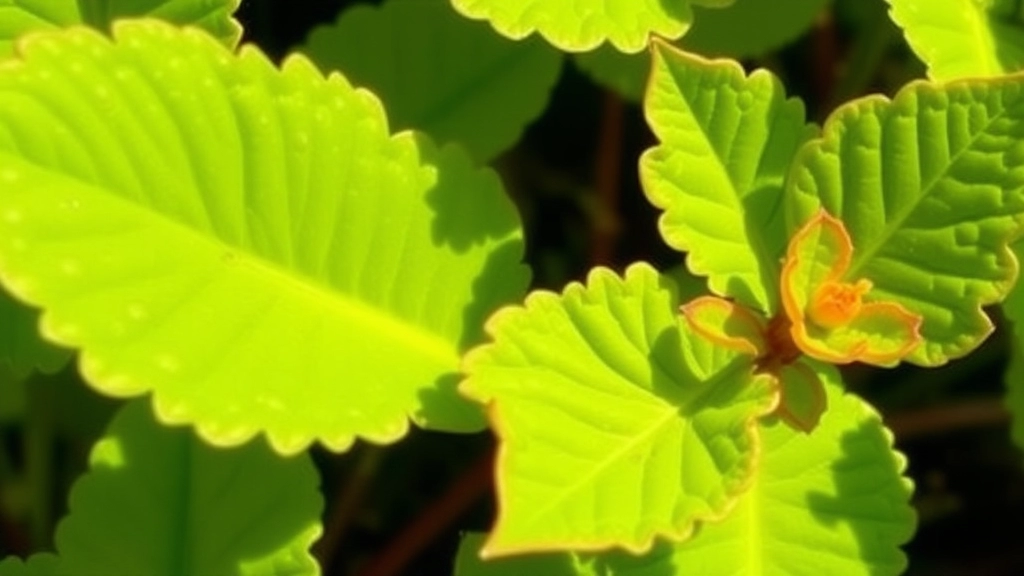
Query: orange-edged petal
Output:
[[680, 296, 768, 356], [812, 302, 923, 366], [781, 210, 853, 329], [781, 210, 923, 366], [775, 362, 827, 432]]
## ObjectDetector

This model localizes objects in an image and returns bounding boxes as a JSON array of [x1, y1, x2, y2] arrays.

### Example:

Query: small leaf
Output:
[[51, 400, 323, 576], [786, 77, 1024, 365], [886, 0, 1024, 80], [683, 0, 832, 59], [0, 21, 528, 453], [680, 295, 767, 355], [640, 42, 814, 313], [456, 367, 915, 576], [449, 0, 692, 53], [302, 0, 562, 163], [0, 0, 241, 56], [775, 361, 826, 432], [461, 263, 778, 556], [781, 211, 922, 365]]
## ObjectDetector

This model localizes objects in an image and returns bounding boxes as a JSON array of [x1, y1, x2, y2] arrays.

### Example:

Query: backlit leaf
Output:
[[641, 42, 814, 313], [302, 0, 561, 163], [456, 367, 915, 576], [461, 263, 778, 556], [0, 21, 528, 453], [0, 0, 241, 56], [449, 0, 692, 53], [51, 400, 322, 575], [886, 0, 1024, 80], [786, 76, 1024, 366]]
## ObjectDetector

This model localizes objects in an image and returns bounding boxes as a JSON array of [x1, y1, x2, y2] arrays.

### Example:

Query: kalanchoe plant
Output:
[[0, 1, 1022, 575]]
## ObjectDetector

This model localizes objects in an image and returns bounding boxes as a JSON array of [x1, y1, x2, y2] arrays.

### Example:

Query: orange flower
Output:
[[680, 209, 924, 432], [780, 210, 922, 366]]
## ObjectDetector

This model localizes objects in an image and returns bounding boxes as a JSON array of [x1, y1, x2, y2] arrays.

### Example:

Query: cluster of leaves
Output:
[[0, 0, 1021, 575]]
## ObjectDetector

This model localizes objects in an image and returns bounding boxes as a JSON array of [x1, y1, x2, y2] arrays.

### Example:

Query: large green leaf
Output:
[[449, 0, 692, 53], [572, 0, 830, 103], [683, 0, 832, 58], [0, 21, 528, 453], [302, 0, 561, 163], [46, 400, 321, 575], [886, 0, 1024, 80], [786, 76, 1024, 366], [0, 0, 241, 56], [640, 42, 814, 313], [455, 366, 915, 576], [460, 263, 778, 557]]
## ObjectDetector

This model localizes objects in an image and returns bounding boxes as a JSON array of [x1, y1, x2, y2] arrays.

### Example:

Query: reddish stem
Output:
[[591, 90, 625, 267], [356, 449, 495, 576]]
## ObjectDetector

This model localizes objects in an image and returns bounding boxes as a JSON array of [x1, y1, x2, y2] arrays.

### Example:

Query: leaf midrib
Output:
[[7, 158, 460, 368], [519, 358, 753, 540]]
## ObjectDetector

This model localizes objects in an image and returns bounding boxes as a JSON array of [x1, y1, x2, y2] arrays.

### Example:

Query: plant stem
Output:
[[315, 444, 384, 568], [590, 90, 624, 267], [886, 398, 1011, 439], [829, 7, 898, 108], [356, 448, 494, 576]]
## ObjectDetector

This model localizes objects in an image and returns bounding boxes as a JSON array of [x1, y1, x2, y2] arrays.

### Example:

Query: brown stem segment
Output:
[[356, 448, 495, 576], [591, 90, 624, 267]]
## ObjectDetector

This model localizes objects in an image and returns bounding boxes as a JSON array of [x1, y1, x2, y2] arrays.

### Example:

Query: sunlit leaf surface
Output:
[[641, 42, 814, 313], [786, 76, 1024, 365], [886, 0, 1024, 80], [0, 21, 528, 453], [461, 263, 777, 556], [0, 0, 241, 56], [449, 0, 692, 53], [455, 367, 915, 576]]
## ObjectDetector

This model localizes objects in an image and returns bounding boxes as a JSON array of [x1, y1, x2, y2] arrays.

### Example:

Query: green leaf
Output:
[[886, 0, 1024, 80], [0, 554, 60, 576], [573, 46, 649, 103], [0, 21, 528, 453], [786, 77, 1024, 366], [47, 400, 322, 576], [0, 0, 241, 57], [0, 288, 71, 379], [640, 42, 814, 313], [455, 367, 915, 576], [303, 0, 561, 163], [460, 263, 778, 556], [572, 0, 831, 102], [449, 0, 692, 53], [683, 0, 832, 59]]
